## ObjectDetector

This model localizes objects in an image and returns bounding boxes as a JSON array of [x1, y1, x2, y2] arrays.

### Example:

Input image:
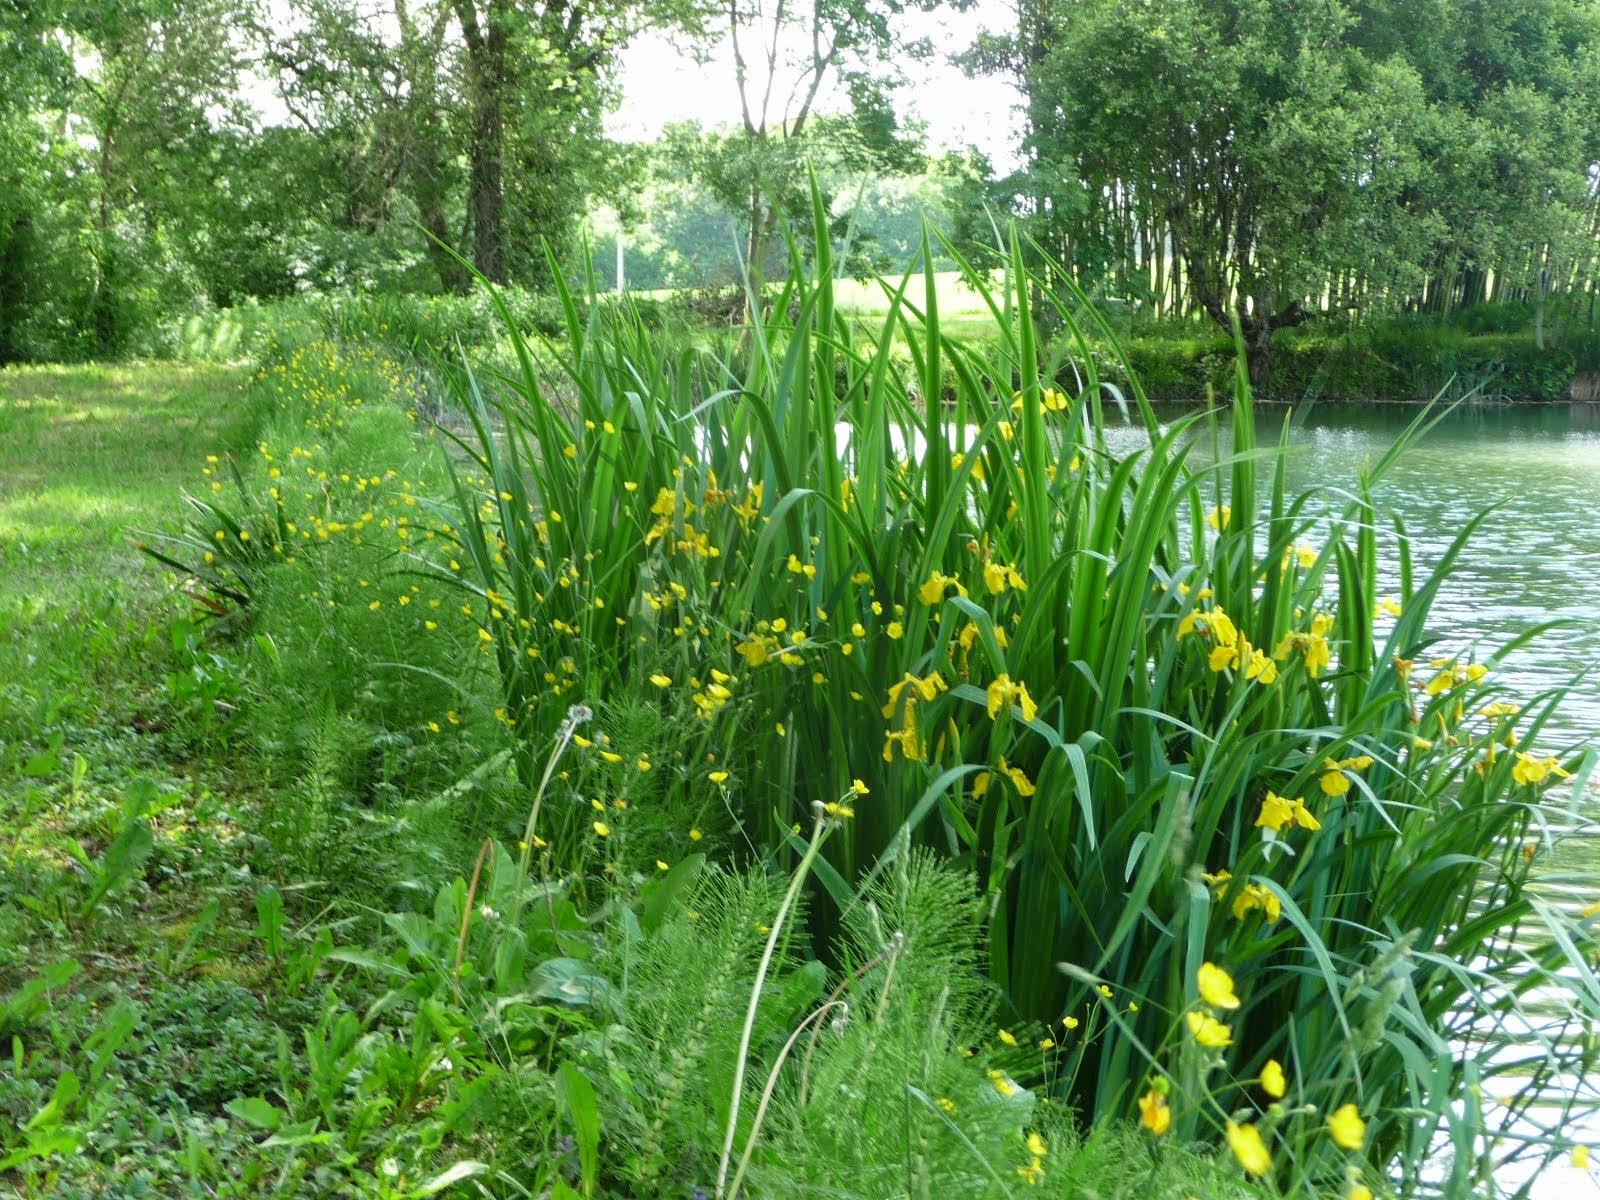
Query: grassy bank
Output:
[[1112, 324, 1600, 404], [188, 285, 1600, 407], [0, 363, 281, 1195]]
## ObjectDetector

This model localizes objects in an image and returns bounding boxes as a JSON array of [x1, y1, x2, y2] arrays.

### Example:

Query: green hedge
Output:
[[1095, 326, 1597, 404]]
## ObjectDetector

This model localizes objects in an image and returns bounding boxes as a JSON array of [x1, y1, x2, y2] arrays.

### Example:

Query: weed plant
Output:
[[137, 323, 512, 889]]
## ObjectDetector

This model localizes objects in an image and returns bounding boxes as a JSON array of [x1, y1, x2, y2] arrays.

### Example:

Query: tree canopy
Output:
[[2, 0, 1599, 364], [978, 0, 1600, 370]]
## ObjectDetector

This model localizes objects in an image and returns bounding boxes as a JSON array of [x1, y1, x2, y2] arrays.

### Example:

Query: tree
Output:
[[712, 0, 951, 289], [275, 0, 705, 288], [70, 0, 256, 351], [270, 0, 472, 291], [0, 0, 73, 362], [0, 0, 257, 358], [986, 0, 1600, 376]]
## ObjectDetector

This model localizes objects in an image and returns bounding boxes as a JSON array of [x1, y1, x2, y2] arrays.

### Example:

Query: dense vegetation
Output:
[[4, 213, 1599, 1195], [4, 0, 1600, 1195], [973, 0, 1600, 374]]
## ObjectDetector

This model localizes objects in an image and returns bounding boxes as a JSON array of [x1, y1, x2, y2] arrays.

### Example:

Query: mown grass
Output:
[[0, 363, 252, 763], [0, 363, 302, 1197], [0, 364, 248, 584]]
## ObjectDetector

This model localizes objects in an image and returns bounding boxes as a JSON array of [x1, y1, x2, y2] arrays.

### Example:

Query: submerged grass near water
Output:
[[2, 211, 1598, 1198]]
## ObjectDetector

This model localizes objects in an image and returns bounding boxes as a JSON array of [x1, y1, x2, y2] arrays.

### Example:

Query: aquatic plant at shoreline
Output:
[[416, 192, 1598, 1193]]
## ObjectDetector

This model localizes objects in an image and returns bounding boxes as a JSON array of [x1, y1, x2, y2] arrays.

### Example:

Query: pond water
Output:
[[1139, 402, 1600, 746], [1122, 401, 1600, 1197]]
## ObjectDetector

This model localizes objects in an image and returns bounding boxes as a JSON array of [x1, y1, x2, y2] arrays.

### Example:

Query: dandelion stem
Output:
[[716, 800, 829, 1199]]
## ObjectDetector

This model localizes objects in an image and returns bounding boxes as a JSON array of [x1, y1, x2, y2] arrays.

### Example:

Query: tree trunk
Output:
[[467, 71, 503, 281], [456, 0, 507, 283], [1244, 323, 1274, 386], [1236, 299, 1308, 388], [0, 213, 32, 366], [91, 127, 117, 356]]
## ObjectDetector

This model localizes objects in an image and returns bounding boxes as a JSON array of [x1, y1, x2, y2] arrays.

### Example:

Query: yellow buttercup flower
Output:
[[1327, 1103, 1366, 1150], [1185, 1010, 1232, 1047], [1260, 1059, 1286, 1099], [1196, 962, 1241, 1010], [592, 821, 610, 838], [1138, 1089, 1170, 1135], [1225, 1121, 1271, 1177], [649, 673, 672, 688]]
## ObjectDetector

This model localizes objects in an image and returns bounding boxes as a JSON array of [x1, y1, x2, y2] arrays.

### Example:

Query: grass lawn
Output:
[[0, 362, 256, 826], [0, 363, 284, 1195], [0, 362, 252, 615], [0, 361, 251, 739], [0, 357, 256, 881]]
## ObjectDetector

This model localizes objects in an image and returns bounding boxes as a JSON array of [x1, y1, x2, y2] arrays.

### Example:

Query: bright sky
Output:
[[609, 4, 1024, 171]]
